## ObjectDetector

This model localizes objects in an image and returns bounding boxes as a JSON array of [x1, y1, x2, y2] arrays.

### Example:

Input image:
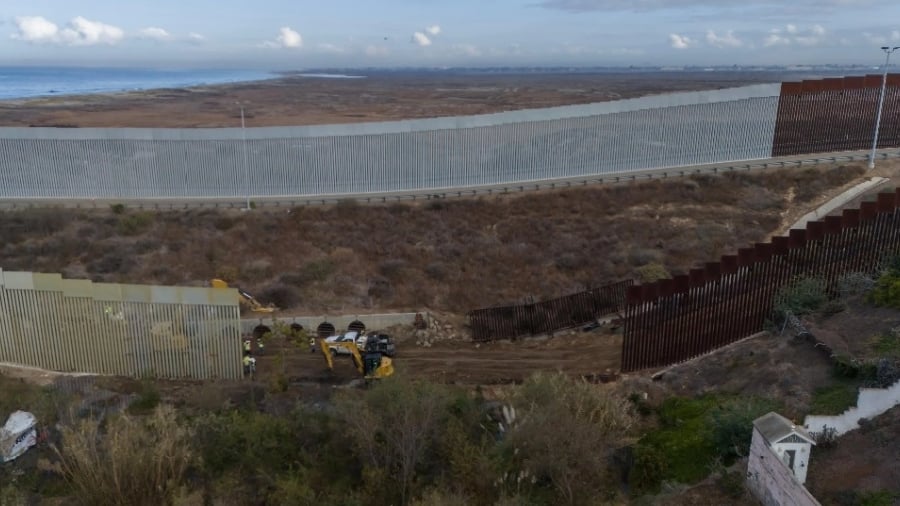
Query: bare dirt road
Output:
[[253, 328, 622, 386]]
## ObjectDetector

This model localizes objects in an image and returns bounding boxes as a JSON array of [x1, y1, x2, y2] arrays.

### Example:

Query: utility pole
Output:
[[239, 103, 251, 210], [869, 46, 900, 169]]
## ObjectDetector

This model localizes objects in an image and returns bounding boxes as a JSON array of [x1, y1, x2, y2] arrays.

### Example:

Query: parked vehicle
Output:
[[325, 331, 361, 355]]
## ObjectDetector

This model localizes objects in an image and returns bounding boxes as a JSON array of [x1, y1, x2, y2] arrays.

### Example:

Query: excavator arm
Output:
[[210, 279, 278, 313]]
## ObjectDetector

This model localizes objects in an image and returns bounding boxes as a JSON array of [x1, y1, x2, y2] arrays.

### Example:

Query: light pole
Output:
[[869, 46, 900, 169], [238, 103, 251, 209]]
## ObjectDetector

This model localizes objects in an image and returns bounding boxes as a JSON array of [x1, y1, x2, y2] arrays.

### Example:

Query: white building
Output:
[[747, 412, 820, 506]]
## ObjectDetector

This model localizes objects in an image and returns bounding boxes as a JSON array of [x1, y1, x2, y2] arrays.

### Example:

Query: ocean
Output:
[[0, 67, 278, 100]]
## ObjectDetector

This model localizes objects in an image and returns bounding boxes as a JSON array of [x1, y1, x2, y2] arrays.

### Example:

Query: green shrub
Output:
[[632, 395, 777, 492], [629, 444, 668, 494], [193, 410, 300, 477], [636, 263, 670, 283], [127, 379, 160, 415], [773, 276, 828, 319], [872, 329, 900, 359], [710, 398, 779, 461], [809, 381, 858, 415], [110, 203, 125, 214], [858, 490, 899, 506], [116, 212, 154, 236], [299, 258, 336, 283]]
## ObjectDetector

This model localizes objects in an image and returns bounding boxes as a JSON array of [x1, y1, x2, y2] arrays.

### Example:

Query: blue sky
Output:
[[2, 0, 900, 68]]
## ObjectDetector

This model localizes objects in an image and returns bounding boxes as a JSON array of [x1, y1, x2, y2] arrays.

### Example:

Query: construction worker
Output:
[[255, 337, 265, 354], [242, 354, 256, 376], [243, 339, 252, 354]]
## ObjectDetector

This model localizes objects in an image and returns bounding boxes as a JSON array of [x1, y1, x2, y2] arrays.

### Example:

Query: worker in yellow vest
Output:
[[242, 354, 256, 376], [243, 339, 252, 354]]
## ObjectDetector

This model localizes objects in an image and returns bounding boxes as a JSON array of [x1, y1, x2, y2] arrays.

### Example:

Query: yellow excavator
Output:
[[318, 338, 394, 380], [210, 279, 278, 313]]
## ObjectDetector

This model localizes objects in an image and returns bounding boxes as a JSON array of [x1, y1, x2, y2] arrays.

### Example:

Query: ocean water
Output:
[[0, 67, 277, 100]]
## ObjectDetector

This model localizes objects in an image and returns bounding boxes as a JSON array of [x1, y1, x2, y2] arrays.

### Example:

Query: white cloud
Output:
[[411, 31, 432, 46], [764, 24, 826, 47], [12, 15, 123, 45], [364, 44, 389, 56], [188, 32, 205, 41], [451, 43, 481, 56], [139, 27, 172, 41], [763, 32, 789, 47], [538, 0, 886, 12], [705, 29, 742, 48], [425, 25, 441, 36], [60, 16, 124, 46], [12, 16, 58, 43], [669, 33, 694, 49], [316, 42, 345, 54], [276, 26, 302, 48]]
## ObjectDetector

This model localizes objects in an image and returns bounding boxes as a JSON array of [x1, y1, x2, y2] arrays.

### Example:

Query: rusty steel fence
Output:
[[773, 75, 900, 157], [622, 190, 900, 372], [468, 280, 633, 342]]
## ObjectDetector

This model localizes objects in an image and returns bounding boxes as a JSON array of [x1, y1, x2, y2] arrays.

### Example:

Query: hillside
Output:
[[0, 163, 871, 316]]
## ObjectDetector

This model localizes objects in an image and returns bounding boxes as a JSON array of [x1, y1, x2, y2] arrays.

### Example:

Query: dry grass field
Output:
[[0, 163, 868, 316], [0, 70, 798, 128]]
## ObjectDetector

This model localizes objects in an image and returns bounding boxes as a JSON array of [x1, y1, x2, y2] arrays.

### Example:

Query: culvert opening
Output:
[[252, 325, 271, 339], [317, 322, 336, 339], [347, 320, 366, 334]]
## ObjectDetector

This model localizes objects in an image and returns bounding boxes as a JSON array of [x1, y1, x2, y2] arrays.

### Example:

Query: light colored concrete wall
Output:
[[0, 84, 781, 200], [240, 312, 425, 335], [0, 268, 242, 379], [747, 428, 821, 506], [804, 379, 900, 437]]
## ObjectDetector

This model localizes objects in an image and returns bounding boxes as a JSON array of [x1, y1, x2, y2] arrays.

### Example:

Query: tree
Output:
[[501, 372, 636, 505], [333, 376, 452, 505]]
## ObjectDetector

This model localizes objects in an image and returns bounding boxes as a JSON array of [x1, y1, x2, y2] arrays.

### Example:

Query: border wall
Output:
[[3, 76, 899, 203], [622, 190, 900, 372], [0, 269, 242, 379], [467, 280, 632, 342], [1, 85, 782, 199]]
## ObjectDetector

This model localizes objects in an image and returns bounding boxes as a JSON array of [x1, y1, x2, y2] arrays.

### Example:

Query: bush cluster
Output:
[[20, 373, 637, 506]]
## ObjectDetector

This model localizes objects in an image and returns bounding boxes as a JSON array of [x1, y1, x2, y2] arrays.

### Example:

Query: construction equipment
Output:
[[210, 279, 277, 313], [318, 338, 394, 380]]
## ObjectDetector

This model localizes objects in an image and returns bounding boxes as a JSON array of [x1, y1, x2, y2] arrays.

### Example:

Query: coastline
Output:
[[0, 70, 787, 128]]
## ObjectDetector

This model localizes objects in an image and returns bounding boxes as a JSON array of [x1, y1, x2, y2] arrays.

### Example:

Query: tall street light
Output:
[[237, 103, 251, 210], [869, 46, 900, 169]]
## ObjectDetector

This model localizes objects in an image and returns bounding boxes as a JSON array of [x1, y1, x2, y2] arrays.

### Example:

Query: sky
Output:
[[2, 0, 900, 69]]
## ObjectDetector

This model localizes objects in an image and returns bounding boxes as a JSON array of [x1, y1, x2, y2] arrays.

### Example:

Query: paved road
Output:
[[2, 147, 898, 210]]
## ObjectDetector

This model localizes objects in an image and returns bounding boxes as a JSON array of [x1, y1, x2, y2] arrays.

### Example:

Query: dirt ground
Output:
[[805, 404, 900, 504], [253, 325, 622, 387], [0, 70, 802, 128]]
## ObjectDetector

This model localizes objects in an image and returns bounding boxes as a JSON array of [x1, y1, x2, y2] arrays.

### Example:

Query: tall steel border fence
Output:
[[1, 84, 780, 200], [468, 280, 633, 342], [621, 190, 900, 373], [2, 76, 898, 202], [0, 269, 242, 379]]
